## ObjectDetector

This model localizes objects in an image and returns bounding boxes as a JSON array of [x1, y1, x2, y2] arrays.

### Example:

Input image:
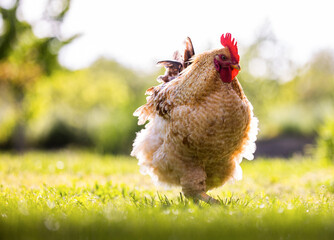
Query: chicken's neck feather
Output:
[[172, 52, 221, 105]]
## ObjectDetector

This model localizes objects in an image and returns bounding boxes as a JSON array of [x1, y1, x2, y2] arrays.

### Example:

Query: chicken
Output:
[[131, 33, 258, 204]]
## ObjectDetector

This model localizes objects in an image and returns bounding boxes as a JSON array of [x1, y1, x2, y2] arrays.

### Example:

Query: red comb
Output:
[[220, 33, 240, 62]]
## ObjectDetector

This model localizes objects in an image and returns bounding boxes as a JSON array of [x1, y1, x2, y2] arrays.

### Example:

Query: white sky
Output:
[[3, 0, 334, 72]]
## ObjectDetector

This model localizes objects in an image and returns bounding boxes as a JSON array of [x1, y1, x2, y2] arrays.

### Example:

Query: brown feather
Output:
[[183, 37, 195, 69], [157, 60, 182, 83], [157, 37, 195, 83]]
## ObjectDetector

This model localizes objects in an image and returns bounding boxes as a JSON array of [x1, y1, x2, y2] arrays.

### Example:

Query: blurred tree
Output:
[[277, 49, 334, 135], [25, 59, 150, 154], [316, 117, 334, 163], [238, 23, 294, 137], [237, 23, 334, 138], [0, 0, 77, 152]]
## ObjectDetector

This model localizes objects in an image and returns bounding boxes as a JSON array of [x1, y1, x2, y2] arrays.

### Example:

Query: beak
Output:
[[231, 63, 241, 71]]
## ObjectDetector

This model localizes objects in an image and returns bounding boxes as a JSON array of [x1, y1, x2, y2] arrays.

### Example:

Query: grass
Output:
[[0, 151, 333, 240]]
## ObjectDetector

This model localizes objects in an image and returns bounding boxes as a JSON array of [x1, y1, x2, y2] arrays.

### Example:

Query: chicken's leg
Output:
[[180, 166, 220, 204]]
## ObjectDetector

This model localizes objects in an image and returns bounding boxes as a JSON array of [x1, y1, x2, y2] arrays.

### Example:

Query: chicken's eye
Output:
[[221, 55, 227, 60]]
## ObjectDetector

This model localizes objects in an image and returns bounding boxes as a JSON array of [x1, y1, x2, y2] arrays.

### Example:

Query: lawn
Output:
[[0, 151, 333, 240]]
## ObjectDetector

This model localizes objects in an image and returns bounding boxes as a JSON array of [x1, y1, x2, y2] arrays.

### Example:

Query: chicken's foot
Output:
[[187, 192, 220, 205], [196, 192, 220, 205]]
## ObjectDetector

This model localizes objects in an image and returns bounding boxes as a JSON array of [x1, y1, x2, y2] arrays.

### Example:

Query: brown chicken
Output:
[[131, 33, 258, 203]]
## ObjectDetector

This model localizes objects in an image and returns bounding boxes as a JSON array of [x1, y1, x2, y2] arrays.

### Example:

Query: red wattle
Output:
[[219, 68, 232, 83]]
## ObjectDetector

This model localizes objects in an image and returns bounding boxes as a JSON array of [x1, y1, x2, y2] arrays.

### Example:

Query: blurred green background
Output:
[[0, 0, 333, 161]]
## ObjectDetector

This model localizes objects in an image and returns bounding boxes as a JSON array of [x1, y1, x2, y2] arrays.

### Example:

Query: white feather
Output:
[[232, 101, 259, 180], [131, 116, 166, 184]]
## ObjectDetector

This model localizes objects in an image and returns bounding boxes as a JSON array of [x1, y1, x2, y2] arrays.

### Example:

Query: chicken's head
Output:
[[213, 33, 240, 83]]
